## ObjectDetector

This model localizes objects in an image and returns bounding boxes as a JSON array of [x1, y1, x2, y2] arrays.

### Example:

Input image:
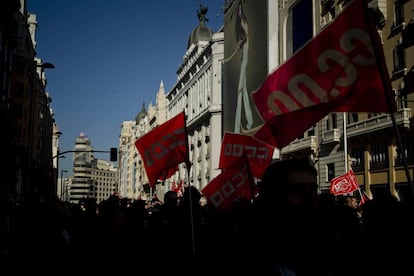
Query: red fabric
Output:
[[170, 181, 176, 191], [254, 107, 328, 149], [202, 158, 253, 211], [176, 180, 184, 198], [135, 112, 190, 187], [171, 180, 184, 193], [158, 165, 179, 181], [330, 170, 360, 195], [218, 132, 274, 178], [359, 191, 371, 206], [252, 0, 396, 148]]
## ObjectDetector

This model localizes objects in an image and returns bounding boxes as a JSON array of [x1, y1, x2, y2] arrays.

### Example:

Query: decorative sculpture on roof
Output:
[[197, 4, 209, 24]]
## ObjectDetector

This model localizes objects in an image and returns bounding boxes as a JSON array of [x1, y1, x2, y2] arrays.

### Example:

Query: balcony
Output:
[[281, 136, 318, 155], [395, 154, 414, 167], [347, 108, 411, 138], [321, 128, 341, 144]]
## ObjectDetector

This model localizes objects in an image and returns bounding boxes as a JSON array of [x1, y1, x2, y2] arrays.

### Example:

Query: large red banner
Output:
[[252, 0, 396, 148], [218, 132, 274, 179], [135, 112, 189, 187]]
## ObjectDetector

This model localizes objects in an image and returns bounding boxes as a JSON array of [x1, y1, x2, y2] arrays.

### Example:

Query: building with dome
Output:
[[187, 5, 213, 50], [166, 5, 224, 192], [116, 5, 224, 200]]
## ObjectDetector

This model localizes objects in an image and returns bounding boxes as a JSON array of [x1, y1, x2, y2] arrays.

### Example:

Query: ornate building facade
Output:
[[166, 9, 224, 192], [118, 81, 168, 200]]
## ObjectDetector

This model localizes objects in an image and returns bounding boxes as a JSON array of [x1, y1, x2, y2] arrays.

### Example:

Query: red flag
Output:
[[254, 108, 326, 149], [202, 157, 253, 211], [218, 132, 274, 179], [252, 0, 396, 148], [330, 169, 360, 195], [135, 112, 190, 188], [359, 190, 371, 206], [159, 165, 179, 182]]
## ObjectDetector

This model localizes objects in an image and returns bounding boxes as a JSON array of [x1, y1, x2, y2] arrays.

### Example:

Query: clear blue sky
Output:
[[27, 0, 224, 175]]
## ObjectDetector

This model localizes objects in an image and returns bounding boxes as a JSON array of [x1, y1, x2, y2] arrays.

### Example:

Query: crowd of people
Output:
[[4, 157, 414, 275]]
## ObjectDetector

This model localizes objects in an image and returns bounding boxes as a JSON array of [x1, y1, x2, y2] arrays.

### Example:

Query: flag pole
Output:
[[180, 108, 196, 255], [185, 164, 196, 256], [343, 112, 348, 172], [357, 188, 364, 204], [244, 154, 256, 201], [361, 1, 414, 200]]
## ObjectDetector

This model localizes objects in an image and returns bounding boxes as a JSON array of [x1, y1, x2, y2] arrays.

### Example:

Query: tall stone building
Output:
[[116, 6, 224, 200], [166, 6, 224, 192], [69, 132, 117, 204], [118, 81, 168, 200], [1, 0, 57, 207]]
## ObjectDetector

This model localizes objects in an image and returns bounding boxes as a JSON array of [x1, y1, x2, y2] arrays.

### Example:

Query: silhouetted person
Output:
[[251, 157, 330, 275], [327, 195, 365, 276], [175, 186, 216, 269]]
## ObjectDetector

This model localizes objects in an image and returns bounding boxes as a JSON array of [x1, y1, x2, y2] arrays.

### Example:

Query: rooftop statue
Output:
[[197, 4, 209, 24]]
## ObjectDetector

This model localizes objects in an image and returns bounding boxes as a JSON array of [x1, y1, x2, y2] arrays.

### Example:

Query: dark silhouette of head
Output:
[[257, 157, 318, 212]]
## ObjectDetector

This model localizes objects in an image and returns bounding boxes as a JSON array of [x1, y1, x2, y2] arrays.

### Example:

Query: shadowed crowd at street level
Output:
[[3, 158, 414, 276]]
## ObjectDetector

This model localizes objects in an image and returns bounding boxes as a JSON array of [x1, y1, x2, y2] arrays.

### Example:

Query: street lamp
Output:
[[38, 62, 55, 69], [60, 169, 68, 200]]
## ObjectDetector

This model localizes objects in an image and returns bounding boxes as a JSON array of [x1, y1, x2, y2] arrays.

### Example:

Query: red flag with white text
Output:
[[330, 169, 360, 195], [202, 157, 253, 211], [219, 132, 274, 179], [252, 0, 396, 148], [135, 112, 190, 188]]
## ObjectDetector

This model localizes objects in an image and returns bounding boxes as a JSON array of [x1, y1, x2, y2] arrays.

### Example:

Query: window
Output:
[[370, 142, 388, 170], [307, 126, 315, 136], [396, 136, 414, 166], [327, 163, 335, 182], [392, 42, 406, 79], [394, 1, 404, 27], [287, 0, 313, 57], [351, 147, 364, 172], [332, 114, 337, 128], [402, 9, 414, 47], [347, 113, 358, 124], [326, 113, 337, 131], [390, 1, 405, 36]]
